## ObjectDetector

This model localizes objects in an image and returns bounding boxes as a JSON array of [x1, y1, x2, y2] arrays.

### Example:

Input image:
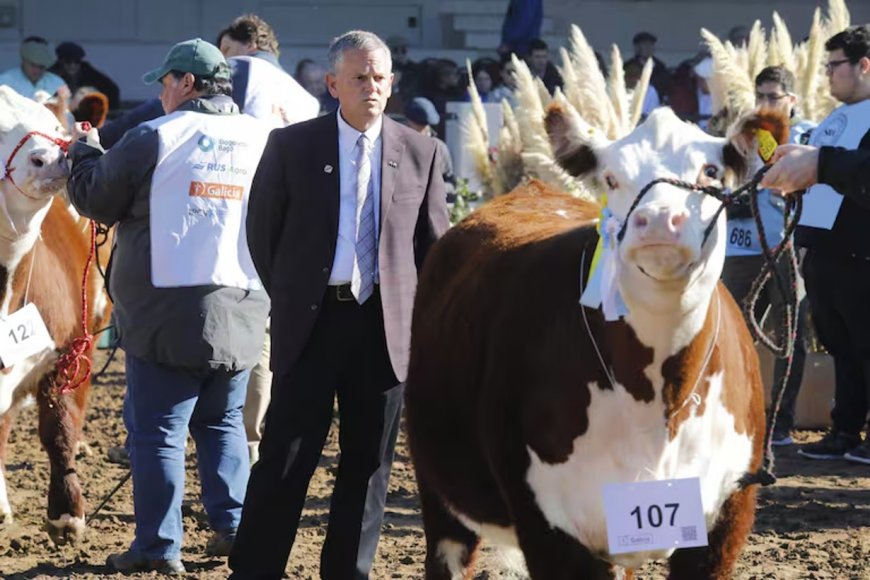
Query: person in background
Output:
[[668, 49, 711, 126], [722, 65, 815, 447], [0, 36, 68, 101], [404, 96, 456, 201], [691, 56, 715, 130], [772, 25, 870, 465], [295, 58, 339, 114], [217, 13, 320, 469], [489, 55, 518, 106], [228, 29, 449, 579], [465, 58, 500, 103], [217, 13, 320, 126], [728, 25, 751, 48], [624, 31, 672, 102], [624, 58, 660, 119], [423, 58, 464, 138], [50, 41, 120, 109], [67, 38, 271, 574], [526, 38, 562, 94], [217, 13, 278, 61], [386, 35, 421, 108], [497, 0, 543, 58]]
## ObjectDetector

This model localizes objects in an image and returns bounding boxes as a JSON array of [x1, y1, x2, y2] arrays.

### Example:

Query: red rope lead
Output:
[[56, 220, 97, 394]]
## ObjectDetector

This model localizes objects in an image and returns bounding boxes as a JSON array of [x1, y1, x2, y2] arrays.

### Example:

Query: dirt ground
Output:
[[1, 348, 868, 579]]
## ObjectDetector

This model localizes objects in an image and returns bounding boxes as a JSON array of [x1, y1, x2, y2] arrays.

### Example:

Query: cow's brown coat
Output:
[[406, 181, 765, 579]]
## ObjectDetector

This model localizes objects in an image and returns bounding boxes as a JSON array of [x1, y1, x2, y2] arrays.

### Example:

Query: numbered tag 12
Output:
[[602, 477, 709, 555], [0, 303, 55, 369]]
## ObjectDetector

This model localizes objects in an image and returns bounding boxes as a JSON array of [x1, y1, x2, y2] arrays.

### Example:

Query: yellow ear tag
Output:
[[755, 129, 777, 163], [587, 193, 608, 284]]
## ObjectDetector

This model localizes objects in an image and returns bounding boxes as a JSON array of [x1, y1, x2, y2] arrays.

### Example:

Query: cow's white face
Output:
[[599, 110, 729, 301], [0, 86, 70, 207], [547, 104, 780, 315]]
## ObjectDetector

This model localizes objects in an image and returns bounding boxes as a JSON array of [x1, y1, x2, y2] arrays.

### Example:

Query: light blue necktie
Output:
[[351, 134, 376, 304]]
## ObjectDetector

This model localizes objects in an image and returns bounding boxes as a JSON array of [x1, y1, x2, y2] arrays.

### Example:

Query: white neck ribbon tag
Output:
[[580, 206, 629, 321]]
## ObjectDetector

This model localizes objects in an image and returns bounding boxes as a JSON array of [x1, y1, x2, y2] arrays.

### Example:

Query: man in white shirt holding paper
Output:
[[763, 25, 870, 465]]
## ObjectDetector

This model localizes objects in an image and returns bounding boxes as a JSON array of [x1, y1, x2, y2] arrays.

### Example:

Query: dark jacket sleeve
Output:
[[67, 126, 157, 225], [98, 99, 164, 149], [414, 140, 450, 270], [818, 145, 870, 209], [246, 129, 289, 296], [82, 62, 121, 109]]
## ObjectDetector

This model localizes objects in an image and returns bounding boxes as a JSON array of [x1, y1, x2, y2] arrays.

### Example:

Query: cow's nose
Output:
[[632, 206, 689, 237], [29, 150, 63, 169]]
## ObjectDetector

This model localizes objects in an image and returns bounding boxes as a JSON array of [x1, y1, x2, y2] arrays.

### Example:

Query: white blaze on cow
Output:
[[405, 103, 786, 578]]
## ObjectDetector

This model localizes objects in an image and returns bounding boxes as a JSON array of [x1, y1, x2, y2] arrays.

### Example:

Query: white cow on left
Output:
[[0, 85, 109, 544]]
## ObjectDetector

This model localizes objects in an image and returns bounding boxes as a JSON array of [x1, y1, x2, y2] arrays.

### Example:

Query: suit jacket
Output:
[[247, 112, 450, 382]]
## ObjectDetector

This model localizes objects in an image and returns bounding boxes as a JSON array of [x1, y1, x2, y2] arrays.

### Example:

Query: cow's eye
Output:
[[605, 174, 619, 190], [703, 164, 719, 179]]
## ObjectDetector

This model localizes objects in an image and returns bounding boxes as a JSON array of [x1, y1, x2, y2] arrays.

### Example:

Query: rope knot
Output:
[[56, 333, 94, 394], [54, 220, 97, 395]]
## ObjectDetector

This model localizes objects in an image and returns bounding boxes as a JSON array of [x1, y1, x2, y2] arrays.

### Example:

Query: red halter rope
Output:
[[3, 130, 72, 199], [2, 125, 97, 394], [56, 218, 97, 394]]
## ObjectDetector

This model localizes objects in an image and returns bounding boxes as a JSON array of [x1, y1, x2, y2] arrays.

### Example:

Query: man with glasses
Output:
[[722, 65, 815, 448], [761, 25, 870, 465]]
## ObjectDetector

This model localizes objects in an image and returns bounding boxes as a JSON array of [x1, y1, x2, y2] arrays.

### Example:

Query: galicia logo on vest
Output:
[[145, 112, 270, 290], [189, 180, 244, 201]]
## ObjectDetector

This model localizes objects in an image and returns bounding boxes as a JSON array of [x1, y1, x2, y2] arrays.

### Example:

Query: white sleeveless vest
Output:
[[798, 99, 870, 230], [145, 110, 270, 290]]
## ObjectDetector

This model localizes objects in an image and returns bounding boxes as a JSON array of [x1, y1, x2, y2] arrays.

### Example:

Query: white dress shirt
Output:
[[329, 109, 383, 285]]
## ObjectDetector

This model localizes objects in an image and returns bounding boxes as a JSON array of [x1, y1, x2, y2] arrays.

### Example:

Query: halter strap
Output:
[[2, 130, 72, 200]]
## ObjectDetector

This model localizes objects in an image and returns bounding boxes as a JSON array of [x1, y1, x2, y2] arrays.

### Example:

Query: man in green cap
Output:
[[67, 38, 271, 574], [0, 36, 68, 101]]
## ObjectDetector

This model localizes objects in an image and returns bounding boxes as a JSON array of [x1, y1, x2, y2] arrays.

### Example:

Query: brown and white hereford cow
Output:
[[406, 106, 787, 579], [0, 85, 108, 544]]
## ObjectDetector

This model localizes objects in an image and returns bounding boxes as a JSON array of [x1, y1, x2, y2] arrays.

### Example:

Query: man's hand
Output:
[[759, 144, 819, 194], [70, 122, 101, 148]]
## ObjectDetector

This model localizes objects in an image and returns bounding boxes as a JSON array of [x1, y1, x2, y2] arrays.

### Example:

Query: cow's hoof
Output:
[[0, 508, 12, 526], [45, 513, 86, 545]]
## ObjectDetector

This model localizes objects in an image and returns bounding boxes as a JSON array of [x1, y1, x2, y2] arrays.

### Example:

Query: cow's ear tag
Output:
[[0, 303, 55, 369], [755, 129, 777, 163]]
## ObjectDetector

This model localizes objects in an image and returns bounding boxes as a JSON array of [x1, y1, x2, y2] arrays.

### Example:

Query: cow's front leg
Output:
[[37, 375, 86, 544], [492, 464, 616, 579], [417, 480, 481, 580], [667, 485, 757, 580], [0, 408, 18, 523]]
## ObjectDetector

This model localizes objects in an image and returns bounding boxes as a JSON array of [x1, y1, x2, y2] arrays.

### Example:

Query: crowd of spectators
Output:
[[0, 21, 760, 165], [1, 4, 868, 577]]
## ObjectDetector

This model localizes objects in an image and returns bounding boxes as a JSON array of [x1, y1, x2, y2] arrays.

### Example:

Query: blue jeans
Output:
[[123, 354, 251, 560]]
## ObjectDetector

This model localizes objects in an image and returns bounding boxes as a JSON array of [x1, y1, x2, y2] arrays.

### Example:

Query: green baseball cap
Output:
[[20, 40, 56, 68], [142, 38, 230, 84]]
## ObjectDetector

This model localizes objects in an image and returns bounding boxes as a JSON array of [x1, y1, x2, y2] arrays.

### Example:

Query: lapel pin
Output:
[[324, 164, 334, 174], [388, 160, 398, 169]]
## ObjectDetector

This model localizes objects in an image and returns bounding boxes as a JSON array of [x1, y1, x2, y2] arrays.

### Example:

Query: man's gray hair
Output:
[[327, 30, 391, 74]]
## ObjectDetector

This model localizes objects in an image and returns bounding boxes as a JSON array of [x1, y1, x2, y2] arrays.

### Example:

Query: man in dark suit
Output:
[[229, 30, 449, 579]]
